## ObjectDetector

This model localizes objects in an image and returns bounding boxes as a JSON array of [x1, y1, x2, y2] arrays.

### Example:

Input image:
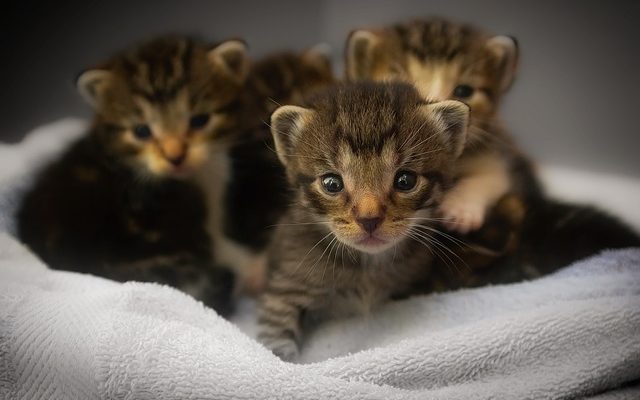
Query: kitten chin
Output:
[[258, 81, 468, 360]]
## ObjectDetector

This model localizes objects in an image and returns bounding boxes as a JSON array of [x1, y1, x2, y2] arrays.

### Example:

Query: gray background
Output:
[[1, 0, 638, 177]]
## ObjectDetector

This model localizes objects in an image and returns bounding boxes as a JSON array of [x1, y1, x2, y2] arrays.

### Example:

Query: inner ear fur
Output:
[[208, 39, 250, 83], [419, 100, 470, 157], [345, 29, 382, 80], [270, 105, 314, 166], [76, 69, 114, 109], [486, 35, 519, 92]]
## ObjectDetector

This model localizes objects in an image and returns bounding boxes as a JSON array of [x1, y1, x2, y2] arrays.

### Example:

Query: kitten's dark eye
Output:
[[189, 114, 210, 129], [133, 124, 152, 140], [453, 84, 475, 99], [394, 171, 417, 191], [321, 174, 344, 194]]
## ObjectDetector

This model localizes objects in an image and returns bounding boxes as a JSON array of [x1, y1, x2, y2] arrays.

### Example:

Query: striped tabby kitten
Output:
[[17, 36, 249, 315], [346, 17, 536, 235], [258, 82, 470, 360]]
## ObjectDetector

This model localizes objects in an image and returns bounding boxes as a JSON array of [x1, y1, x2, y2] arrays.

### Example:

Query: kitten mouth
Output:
[[356, 235, 388, 247], [166, 167, 192, 179]]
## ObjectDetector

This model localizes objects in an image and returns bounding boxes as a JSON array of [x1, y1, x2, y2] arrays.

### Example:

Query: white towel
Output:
[[1, 232, 639, 399], [2, 120, 640, 399]]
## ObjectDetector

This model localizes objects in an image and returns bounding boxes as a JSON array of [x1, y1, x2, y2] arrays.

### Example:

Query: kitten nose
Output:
[[167, 153, 186, 166], [357, 217, 383, 234], [159, 137, 187, 167]]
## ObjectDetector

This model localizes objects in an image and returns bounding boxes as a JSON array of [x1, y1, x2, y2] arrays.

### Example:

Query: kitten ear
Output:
[[486, 35, 519, 92], [420, 100, 470, 157], [208, 39, 249, 82], [76, 69, 113, 109], [270, 105, 314, 166], [345, 30, 381, 80], [302, 43, 333, 74]]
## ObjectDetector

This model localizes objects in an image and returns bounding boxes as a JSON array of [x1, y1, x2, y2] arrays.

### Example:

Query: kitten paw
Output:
[[439, 195, 485, 234], [262, 337, 299, 361]]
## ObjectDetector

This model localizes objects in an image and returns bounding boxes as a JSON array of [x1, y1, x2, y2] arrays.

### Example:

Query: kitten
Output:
[[345, 17, 537, 235], [258, 81, 470, 360], [213, 46, 335, 293], [17, 35, 249, 315], [345, 17, 640, 283]]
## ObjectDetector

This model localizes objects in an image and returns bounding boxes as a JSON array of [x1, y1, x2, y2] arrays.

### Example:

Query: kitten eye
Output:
[[321, 174, 344, 194], [453, 84, 475, 99], [189, 114, 210, 129], [133, 124, 152, 140], [394, 171, 417, 191]]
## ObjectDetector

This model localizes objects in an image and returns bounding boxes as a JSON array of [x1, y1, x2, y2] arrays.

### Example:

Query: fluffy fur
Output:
[[258, 82, 470, 360], [17, 35, 246, 315]]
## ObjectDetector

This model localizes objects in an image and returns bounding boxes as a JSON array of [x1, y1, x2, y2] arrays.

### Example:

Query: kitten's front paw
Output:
[[261, 336, 300, 361], [439, 194, 485, 234]]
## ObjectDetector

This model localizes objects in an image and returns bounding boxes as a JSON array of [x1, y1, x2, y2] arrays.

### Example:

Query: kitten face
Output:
[[345, 18, 517, 134], [271, 82, 469, 254], [77, 36, 249, 178]]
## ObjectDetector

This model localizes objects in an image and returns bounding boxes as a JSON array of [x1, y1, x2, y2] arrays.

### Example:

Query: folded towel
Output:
[[1, 231, 639, 399], [2, 120, 639, 399]]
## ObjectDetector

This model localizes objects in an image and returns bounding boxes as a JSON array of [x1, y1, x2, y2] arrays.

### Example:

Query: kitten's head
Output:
[[271, 82, 469, 254], [345, 18, 517, 132], [76, 35, 249, 178], [249, 44, 335, 115]]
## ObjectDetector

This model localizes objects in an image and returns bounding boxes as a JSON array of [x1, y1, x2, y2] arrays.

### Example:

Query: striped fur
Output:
[[345, 17, 541, 263], [17, 35, 247, 315], [259, 82, 470, 360], [346, 18, 640, 285]]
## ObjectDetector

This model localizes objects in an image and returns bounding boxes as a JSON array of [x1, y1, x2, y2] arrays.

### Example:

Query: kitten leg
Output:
[[257, 274, 321, 361], [440, 154, 510, 234]]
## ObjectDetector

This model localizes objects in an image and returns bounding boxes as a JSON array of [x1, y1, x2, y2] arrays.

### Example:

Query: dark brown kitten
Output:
[[216, 46, 335, 293], [258, 82, 470, 360], [17, 35, 248, 315]]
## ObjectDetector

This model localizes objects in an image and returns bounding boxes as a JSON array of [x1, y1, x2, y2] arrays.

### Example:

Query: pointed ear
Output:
[[270, 105, 314, 166], [486, 35, 519, 92], [208, 39, 249, 82], [420, 100, 469, 157], [76, 69, 113, 109], [345, 30, 381, 80], [302, 43, 333, 74]]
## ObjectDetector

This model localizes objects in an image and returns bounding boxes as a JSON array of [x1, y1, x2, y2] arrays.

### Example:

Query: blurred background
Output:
[[1, 0, 639, 177]]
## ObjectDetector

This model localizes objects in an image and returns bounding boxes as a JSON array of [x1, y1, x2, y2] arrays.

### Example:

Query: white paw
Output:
[[261, 336, 300, 361], [439, 194, 486, 234]]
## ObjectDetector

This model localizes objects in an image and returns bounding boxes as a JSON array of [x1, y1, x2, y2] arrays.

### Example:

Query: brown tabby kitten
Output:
[[216, 46, 335, 293], [17, 35, 249, 315], [345, 17, 538, 236], [258, 82, 470, 360], [345, 18, 640, 284]]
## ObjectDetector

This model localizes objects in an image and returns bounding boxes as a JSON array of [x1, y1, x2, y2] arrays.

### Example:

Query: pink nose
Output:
[[356, 217, 383, 234]]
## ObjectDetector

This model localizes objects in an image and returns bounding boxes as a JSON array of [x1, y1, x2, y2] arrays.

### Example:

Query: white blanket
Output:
[[1, 120, 640, 399], [1, 233, 639, 399]]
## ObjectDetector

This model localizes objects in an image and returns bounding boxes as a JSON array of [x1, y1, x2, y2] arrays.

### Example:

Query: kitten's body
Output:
[[17, 36, 249, 315], [209, 48, 335, 292], [259, 82, 470, 359]]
